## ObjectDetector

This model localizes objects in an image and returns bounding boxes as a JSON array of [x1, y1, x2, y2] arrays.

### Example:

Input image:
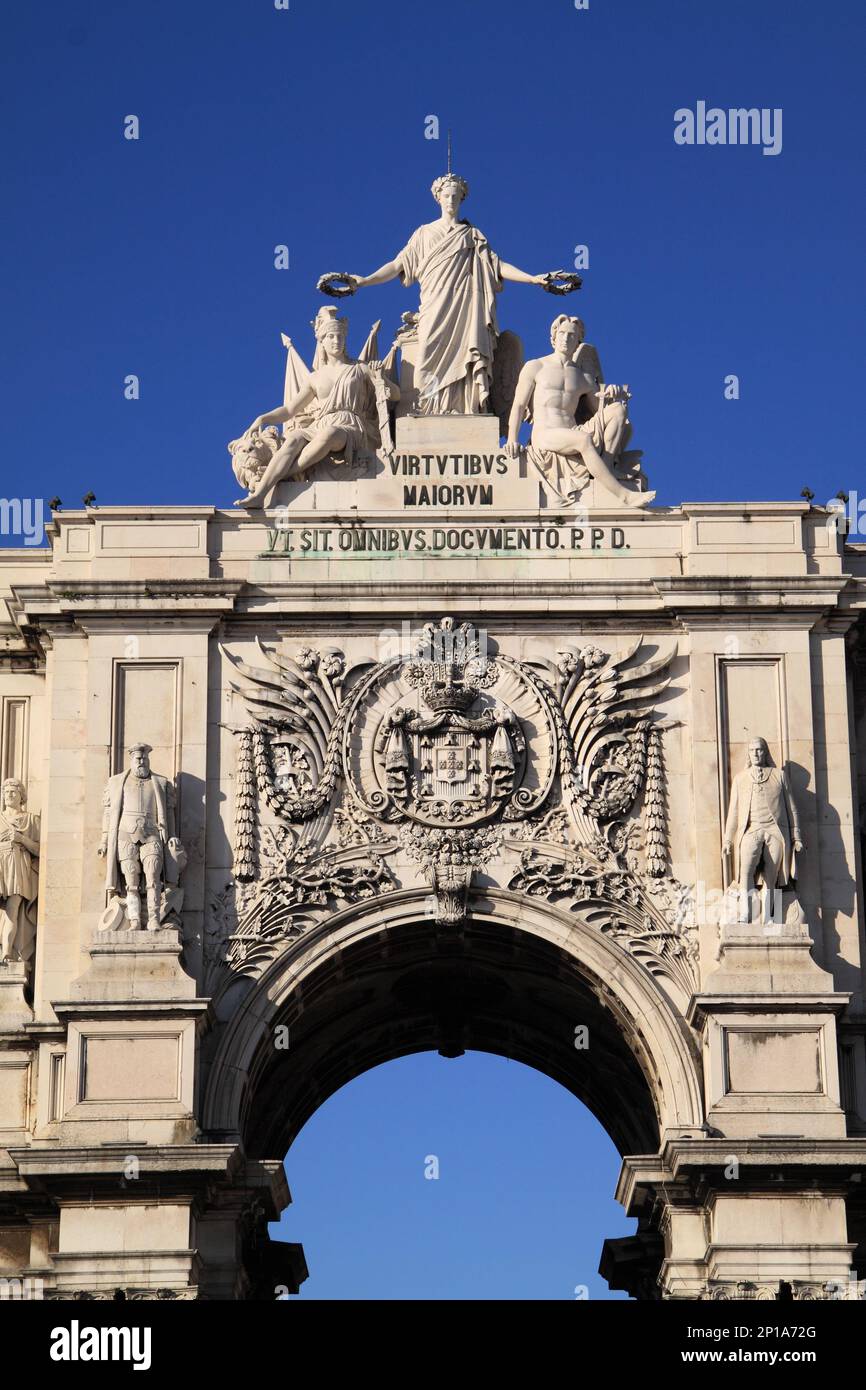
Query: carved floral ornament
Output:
[[211, 619, 697, 993]]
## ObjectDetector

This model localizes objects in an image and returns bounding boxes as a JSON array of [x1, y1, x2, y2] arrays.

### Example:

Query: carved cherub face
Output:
[[748, 739, 768, 767], [2, 778, 24, 810]]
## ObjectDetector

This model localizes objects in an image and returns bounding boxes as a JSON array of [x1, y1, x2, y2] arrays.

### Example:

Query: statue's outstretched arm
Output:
[[348, 259, 402, 289], [500, 261, 547, 287], [502, 263, 582, 294]]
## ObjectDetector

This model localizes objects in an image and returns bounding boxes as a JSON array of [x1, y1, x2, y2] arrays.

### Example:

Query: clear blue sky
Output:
[[278, 1052, 631, 1301], [2, 0, 864, 516], [3, 0, 865, 1297]]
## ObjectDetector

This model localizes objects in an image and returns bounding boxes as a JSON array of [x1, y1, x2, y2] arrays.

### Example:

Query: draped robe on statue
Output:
[[396, 220, 503, 415], [0, 808, 39, 962], [315, 361, 380, 464]]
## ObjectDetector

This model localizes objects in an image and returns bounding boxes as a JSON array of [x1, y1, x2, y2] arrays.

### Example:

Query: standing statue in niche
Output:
[[332, 173, 578, 416], [98, 743, 186, 931], [0, 777, 39, 965], [723, 736, 804, 923]]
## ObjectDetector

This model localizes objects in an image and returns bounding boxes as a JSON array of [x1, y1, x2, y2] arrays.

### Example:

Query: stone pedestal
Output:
[[0, 961, 31, 1029], [70, 927, 197, 1003], [618, 1139, 863, 1301], [394, 412, 502, 451], [690, 918, 849, 1140], [46, 931, 209, 1148]]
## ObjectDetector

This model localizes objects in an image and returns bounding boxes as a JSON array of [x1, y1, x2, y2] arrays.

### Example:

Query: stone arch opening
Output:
[[203, 890, 705, 1163], [277, 1049, 634, 1300]]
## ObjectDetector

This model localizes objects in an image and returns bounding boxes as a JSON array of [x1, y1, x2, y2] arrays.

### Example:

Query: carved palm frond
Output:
[[221, 641, 337, 772], [223, 639, 360, 825], [528, 637, 676, 834]]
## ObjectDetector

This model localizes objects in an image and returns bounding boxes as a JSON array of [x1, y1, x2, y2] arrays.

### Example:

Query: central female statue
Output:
[[345, 174, 553, 416]]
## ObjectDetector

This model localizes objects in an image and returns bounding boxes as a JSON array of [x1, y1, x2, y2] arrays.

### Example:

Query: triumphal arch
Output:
[[2, 171, 866, 1300]]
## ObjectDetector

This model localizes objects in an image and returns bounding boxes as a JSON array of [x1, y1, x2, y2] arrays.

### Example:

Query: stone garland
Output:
[[251, 714, 349, 824], [644, 725, 667, 877], [233, 728, 258, 883]]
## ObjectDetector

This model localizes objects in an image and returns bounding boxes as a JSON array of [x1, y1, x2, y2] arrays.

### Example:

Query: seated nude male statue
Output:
[[506, 315, 655, 508], [234, 307, 398, 508]]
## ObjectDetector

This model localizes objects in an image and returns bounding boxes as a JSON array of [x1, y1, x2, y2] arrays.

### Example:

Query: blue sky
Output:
[[279, 1052, 631, 1301], [2, 0, 864, 520], [3, 0, 864, 1297]]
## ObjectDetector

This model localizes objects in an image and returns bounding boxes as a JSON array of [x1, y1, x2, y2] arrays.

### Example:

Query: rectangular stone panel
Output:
[[110, 660, 180, 777], [0, 696, 29, 785], [695, 519, 798, 549], [717, 655, 785, 830], [725, 1028, 823, 1094], [98, 522, 204, 553], [64, 526, 92, 555], [0, 1056, 30, 1129], [60, 1202, 191, 1254], [80, 1034, 181, 1102]]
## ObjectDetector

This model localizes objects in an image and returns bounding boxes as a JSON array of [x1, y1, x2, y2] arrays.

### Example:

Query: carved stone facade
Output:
[[0, 496, 864, 1301], [214, 617, 681, 956], [2, 182, 866, 1297]]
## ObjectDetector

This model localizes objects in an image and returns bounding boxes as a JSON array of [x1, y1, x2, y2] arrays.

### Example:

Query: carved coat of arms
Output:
[[372, 620, 525, 826]]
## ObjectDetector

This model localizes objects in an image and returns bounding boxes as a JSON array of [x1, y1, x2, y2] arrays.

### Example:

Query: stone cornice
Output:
[[7, 580, 245, 636], [617, 1138, 866, 1211], [8, 1142, 240, 1181], [43, 505, 219, 541], [51, 998, 211, 1021]]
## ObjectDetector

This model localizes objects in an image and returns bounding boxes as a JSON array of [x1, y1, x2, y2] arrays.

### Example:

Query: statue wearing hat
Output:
[[98, 743, 186, 930]]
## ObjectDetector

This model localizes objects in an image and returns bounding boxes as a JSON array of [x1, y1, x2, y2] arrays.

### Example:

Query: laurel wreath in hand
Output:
[[542, 270, 583, 296], [317, 272, 357, 299]]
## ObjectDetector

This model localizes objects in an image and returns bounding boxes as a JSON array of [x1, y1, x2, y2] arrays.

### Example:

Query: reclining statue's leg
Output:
[[535, 427, 655, 507], [291, 425, 349, 477]]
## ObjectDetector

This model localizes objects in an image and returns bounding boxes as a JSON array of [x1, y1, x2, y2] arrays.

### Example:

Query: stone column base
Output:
[[0, 960, 32, 1028], [615, 1140, 866, 1300]]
